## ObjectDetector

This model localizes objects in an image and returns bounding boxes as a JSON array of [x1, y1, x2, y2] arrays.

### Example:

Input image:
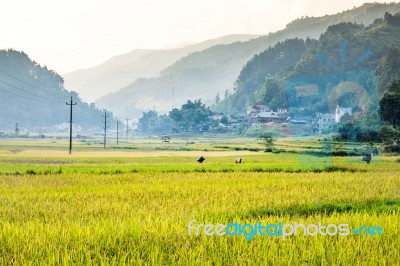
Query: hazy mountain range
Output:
[[84, 2, 400, 119], [63, 34, 259, 102]]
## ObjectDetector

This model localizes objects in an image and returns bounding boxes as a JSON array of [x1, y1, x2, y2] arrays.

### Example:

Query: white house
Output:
[[247, 104, 268, 116], [316, 113, 335, 130], [335, 105, 352, 123], [251, 111, 289, 124]]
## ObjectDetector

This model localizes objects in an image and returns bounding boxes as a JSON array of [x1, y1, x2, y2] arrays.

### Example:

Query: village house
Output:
[[290, 116, 313, 124], [250, 108, 289, 124], [335, 105, 352, 123], [315, 113, 336, 134], [208, 114, 225, 121], [247, 104, 268, 117]]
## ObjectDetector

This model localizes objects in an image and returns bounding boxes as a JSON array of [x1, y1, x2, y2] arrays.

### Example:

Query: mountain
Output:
[[63, 34, 259, 102], [0, 50, 113, 130], [96, 2, 400, 119], [214, 38, 319, 114], [217, 12, 400, 117]]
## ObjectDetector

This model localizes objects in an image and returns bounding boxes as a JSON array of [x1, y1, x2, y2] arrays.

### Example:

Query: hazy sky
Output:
[[1, 0, 390, 73]]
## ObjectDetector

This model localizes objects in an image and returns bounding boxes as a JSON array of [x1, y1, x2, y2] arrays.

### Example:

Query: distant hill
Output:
[[63, 34, 259, 102], [216, 12, 400, 116], [95, 2, 400, 119], [0, 50, 111, 130]]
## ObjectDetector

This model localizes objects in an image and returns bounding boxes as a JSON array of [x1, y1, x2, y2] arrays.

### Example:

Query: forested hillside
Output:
[[0, 50, 112, 130], [216, 12, 400, 116]]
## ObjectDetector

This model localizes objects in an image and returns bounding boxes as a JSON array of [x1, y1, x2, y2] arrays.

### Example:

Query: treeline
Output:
[[137, 100, 219, 135], [0, 50, 115, 130]]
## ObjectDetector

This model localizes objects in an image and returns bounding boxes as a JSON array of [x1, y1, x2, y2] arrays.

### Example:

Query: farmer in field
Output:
[[197, 156, 205, 164], [362, 153, 372, 164]]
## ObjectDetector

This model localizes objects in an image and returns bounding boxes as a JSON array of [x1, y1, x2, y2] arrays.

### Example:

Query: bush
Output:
[[384, 144, 400, 153], [259, 133, 276, 152]]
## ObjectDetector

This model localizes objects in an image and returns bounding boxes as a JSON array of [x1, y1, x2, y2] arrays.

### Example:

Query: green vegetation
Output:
[[0, 50, 114, 129], [137, 111, 173, 135], [380, 80, 400, 128], [334, 79, 400, 153], [137, 100, 217, 135], [216, 38, 317, 114], [218, 13, 400, 116], [0, 139, 398, 264], [169, 100, 215, 132], [259, 133, 276, 152]]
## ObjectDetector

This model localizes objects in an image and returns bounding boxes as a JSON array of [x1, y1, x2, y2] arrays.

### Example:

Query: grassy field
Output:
[[0, 137, 399, 265]]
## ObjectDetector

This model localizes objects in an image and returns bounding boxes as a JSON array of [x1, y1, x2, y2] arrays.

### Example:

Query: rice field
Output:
[[0, 138, 399, 265]]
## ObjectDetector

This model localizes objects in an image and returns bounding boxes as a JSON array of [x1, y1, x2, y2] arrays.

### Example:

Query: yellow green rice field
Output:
[[0, 138, 399, 265]]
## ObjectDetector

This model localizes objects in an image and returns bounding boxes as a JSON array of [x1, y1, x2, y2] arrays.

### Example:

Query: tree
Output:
[[380, 80, 400, 128], [336, 123, 361, 141], [169, 108, 183, 123], [156, 115, 173, 134], [137, 111, 158, 132], [259, 133, 275, 152], [258, 79, 287, 110], [220, 116, 229, 125], [137, 111, 173, 135], [224, 89, 230, 99], [381, 125, 400, 153], [215, 93, 221, 104], [340, 113, 353, 124], [168, 99, 214, 132], [376, 48, 400, 95]]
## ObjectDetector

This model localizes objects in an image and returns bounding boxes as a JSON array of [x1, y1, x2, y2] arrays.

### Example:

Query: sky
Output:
[[0, 0, 390, 74]]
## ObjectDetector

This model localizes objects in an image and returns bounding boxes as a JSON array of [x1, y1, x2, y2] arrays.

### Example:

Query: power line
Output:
[[0, 70, 71, 104], [0, 70, 65, 99], [0, 111, 45, 123], [0, 71, 115, 133], [0, 73, 114, 119], [0, 86, 60, 104], [0, 78, 63, 103]]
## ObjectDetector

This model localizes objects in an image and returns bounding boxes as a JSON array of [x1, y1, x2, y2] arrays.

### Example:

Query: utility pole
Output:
[[66, 97, 76, 155], [116, 119, 119, 145], [103, 111, 109, 149], [15, 123, 19, 136], [126, 118, 129, 142]]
